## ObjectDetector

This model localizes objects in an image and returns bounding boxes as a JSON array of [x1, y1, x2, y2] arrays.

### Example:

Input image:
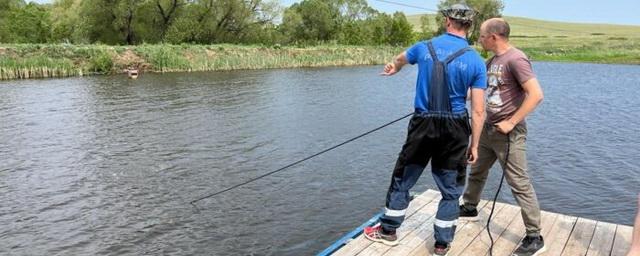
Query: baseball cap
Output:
[[441, 3, 476, 21]]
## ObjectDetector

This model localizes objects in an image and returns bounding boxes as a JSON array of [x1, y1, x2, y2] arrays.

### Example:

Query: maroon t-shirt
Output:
[[485, 48, 535, 124]]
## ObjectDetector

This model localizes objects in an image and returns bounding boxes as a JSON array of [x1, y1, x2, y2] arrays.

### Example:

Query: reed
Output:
[[0, 55, 79, 80], [0, 44, 402, 80], [3, 34, 637, 81]]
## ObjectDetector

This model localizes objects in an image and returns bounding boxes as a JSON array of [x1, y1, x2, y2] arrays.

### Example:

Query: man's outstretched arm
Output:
[[380, 52, 409, 76]]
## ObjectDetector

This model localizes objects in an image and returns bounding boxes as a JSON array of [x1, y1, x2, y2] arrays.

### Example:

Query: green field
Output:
[[408, 14, 640, 64]]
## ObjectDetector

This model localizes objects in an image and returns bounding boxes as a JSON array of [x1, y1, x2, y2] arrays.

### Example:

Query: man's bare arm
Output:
[[468, 88, 485, 163], [381, 52, 409, 76], [509, 78, 544, 124], [495, 78, 543, 134]]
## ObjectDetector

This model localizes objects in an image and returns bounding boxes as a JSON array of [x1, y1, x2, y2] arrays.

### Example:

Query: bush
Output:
[[89, 50, 113, 73]]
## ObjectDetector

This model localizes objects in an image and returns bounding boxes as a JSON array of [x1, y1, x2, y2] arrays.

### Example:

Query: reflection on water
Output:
[[1, 63, 639, 255]]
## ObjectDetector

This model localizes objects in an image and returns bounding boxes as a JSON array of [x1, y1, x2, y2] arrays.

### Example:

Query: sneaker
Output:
[[512, 235, 546, 256], [433, 242, 450, 256], [363, 223, 398, 246], [459, 205, 479, 221]]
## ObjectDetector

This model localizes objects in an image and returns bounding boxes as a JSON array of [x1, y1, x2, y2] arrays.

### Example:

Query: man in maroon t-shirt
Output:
[[459, 18, 546, 256]]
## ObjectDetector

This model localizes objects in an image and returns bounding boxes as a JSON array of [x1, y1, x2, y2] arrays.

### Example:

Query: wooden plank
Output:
[[543, 214, 578, 256], [405, 200, 494, 256], [585, 221, 617, 256], [486, 210, 559, 256], [610, 224, 634, 256], [457, 203, 521, 256], [377, 198, 442, 256], [561, 218, 598, 256], [332, 190, 634, 256], [411, 201, 507, 256], [333, 190, 439, 256], [481, 206, 527, 256], [384, 200, 490, 256], [357, 197, 442, 255], [444, 201, 507, 256]]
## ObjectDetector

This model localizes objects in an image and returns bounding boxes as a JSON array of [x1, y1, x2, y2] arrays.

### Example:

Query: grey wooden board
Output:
[[331, 190, 633, 256]]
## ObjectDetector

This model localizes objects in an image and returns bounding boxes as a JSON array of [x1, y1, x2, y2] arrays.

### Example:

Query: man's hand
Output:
[[380, 63, 399, 76], [495, 120, 515, 134], [380, 52, 408, 76], [467, 145, 479, 164]]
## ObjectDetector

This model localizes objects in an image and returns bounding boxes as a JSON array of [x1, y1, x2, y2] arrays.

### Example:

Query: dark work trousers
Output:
[[380, 111, 470, 244]]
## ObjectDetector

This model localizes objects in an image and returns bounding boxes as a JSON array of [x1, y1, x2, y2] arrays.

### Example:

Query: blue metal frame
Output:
[[316, 211, 384, 256]]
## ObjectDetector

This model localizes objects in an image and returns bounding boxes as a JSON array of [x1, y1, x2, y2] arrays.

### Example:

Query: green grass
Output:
[[0, 54, 80, 80], [407, 14, 640, 64], [1, 16, 639, 80], [0, 44, 403, 80]]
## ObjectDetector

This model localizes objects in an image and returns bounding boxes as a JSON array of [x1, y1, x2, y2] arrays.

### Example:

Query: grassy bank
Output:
[[506, 17, 640, 64], [2, 15, 640, 80], [409, 15, 640, 64], [0, 44, 403, 80], [510, 34, 640, 64]]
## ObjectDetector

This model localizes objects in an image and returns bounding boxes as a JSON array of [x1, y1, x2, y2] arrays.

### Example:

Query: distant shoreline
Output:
[[0, 44, 403, 80], [0, 43, 637, 80]]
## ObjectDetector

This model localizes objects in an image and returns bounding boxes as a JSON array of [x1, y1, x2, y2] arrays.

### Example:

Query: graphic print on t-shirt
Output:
[[486, 64, 504, 112]]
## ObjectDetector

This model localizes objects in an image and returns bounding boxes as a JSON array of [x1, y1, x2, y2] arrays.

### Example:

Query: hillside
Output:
[[408, 14, 640, 64]]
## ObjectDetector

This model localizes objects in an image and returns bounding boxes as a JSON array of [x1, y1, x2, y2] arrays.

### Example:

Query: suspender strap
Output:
[[427, 42, 471, 64], [425, 41, 472, 113], [444, 47, 472, 64], [427, 41, 439, 62]]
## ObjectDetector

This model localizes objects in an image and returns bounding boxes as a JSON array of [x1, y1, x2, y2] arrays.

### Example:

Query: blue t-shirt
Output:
[[406, 33, 487, 113]]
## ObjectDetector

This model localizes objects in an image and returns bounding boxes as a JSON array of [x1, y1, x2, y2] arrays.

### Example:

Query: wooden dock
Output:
[[330, 189, 634, 256]]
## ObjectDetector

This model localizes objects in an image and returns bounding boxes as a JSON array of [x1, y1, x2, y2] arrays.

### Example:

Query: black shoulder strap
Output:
[[444, 47, 472, 64], [427, 41, 439, 62]]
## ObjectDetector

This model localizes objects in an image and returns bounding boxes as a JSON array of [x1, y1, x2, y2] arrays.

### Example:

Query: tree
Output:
[[114, 0, 145, 44], [336, 0, 376, 22], [156, 0, 183, 36], [3, 3, 52, 43], [337, 19, 368, 45], [77, 0, 120, 44], [368, 13, 393, 45], [50, 0, 84, 43], [283, 0, 391, 45], [76, 0, 149, 45], [163, 0, 280, 44], [436, 0, 504, 44], [236, 0, 282, 44], [281, 0, 340, 43], [335, 0, 378, 45], [416, 14, 435, 41], [0, 0, 26, 42], [387, 12, 413, 46], [163, 3, 202, 43]]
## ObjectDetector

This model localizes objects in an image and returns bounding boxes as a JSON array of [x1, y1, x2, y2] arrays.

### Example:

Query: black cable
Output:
[[487, 130, 510, 256], [189, 112, 414, 207], [374, 0, 600, 36], [373, 0, 438, 12]]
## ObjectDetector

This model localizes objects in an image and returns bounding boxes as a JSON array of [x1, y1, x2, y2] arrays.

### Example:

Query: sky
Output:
[[28, 0, 640, 26]]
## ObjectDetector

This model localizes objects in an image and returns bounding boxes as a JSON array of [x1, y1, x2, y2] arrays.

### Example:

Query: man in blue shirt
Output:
[[363, 3, 487, 256]]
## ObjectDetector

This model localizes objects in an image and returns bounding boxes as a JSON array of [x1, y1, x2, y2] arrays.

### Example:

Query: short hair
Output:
[[484, 18, 511, 39], [450, 17, 473, 31]]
